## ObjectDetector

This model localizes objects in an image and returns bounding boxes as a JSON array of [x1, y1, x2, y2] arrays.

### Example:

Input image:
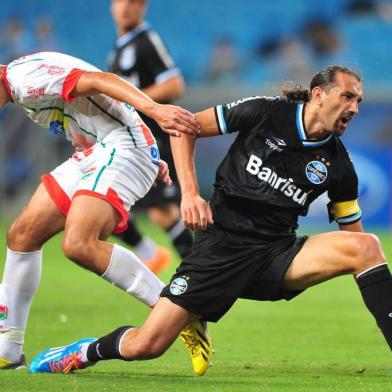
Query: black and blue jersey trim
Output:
[[296, 104, 333, 147], [215, 105, 229, 135], [336, 210, 362, 224]]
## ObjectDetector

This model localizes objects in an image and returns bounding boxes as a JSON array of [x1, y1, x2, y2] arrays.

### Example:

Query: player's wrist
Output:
[[141, 101, 159, 119], [182, 188, 200, 197]]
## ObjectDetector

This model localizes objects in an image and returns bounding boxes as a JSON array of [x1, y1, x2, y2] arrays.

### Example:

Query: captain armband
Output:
[[327, 199, 362, 225]]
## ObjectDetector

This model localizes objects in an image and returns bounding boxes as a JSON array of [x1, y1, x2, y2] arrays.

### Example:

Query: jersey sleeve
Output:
[[144, 31, 180, 84], [4, 56, 87, 105], [327, 159, 362, 225], [214, 96, 277, 135]]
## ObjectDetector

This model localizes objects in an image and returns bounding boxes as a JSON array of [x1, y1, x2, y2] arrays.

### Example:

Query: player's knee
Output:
[[62, 233, 97, 271], [7, 216, 40, 251], [346, 233, 384, 273]]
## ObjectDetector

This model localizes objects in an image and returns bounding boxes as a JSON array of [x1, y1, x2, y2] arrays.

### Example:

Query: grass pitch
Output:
[[0, 219, 391, 391]]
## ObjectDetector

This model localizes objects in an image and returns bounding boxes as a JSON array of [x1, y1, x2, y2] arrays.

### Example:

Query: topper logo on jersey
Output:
[[265, 138, 283, 153], [305, 161, 328, 184], [246, 154, 311, 206]]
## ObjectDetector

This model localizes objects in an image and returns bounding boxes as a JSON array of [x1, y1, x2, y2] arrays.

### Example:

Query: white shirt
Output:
[[2, 52, 155, 149]]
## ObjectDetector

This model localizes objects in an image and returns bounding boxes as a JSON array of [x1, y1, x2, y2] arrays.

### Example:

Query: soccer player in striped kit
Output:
[[0, 51, 211, 375]]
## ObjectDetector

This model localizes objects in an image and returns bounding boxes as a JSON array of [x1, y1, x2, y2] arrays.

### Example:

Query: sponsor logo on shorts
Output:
[[170, 278, 188, 295], [38, 64, 66, 75], [305, 161, 328, 184], [0, 305, 8, 321]]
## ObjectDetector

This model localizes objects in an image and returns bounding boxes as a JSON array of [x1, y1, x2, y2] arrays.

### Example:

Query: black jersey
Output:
[[211, 96, 362, 238], [108, 22, 180, 161], [108, 22, 179, 93]]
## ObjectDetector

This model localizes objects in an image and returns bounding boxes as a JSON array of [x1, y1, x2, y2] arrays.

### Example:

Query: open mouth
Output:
[[339, 114, 352, 127]]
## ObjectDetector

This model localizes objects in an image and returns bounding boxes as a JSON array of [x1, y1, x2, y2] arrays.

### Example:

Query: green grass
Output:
[[0, 219, 392, 391]]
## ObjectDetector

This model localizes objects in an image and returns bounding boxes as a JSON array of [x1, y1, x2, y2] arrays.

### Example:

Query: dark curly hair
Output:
[[282, 65, 362, 103]]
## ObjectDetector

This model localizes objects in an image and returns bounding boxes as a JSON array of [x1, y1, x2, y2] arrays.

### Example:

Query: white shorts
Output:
[[42, 142, 159, 233]]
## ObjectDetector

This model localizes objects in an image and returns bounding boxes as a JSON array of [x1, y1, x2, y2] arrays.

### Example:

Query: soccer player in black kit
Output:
[[109, 0, 193, 273], [31, 66, 392, 375]]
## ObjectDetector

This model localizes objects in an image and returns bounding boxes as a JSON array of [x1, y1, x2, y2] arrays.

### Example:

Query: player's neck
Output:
[[303, 102, 330, 140], [118, 20, 144, 36]]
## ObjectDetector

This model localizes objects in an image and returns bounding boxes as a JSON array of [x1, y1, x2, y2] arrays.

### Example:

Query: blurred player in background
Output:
[[109, 0, 193, 274], [0, 51, 210, 374], [31, 66, 392, 374]]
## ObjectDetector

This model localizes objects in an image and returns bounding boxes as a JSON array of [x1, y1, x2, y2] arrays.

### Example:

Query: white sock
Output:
[[134, 237, 157, 261], [101, 244, 164, 307], [0, 248, 42, 360], [0, 330, 24, 362]]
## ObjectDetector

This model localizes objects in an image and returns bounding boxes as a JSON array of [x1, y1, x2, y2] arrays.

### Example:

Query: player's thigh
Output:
[[64, 195, 118, 242], [8, 183, 65, 248], [282, 230, 382, 291]]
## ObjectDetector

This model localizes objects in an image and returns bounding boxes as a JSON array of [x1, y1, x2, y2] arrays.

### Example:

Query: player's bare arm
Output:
[[338, 220, 364, 233], [142, 74, 185, 102], [71, 71, 199, 137], [170, 108, 218, 230]]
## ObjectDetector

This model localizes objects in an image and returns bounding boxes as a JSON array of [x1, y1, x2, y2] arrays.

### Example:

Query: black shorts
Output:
[[160, 225, 308, 322]]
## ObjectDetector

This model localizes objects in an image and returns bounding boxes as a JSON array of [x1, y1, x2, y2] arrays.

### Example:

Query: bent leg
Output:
[[62, 195, 164, 306], [283, 231, 392, 351], [29, 298, 212, 376], [86, 298, 195, 361], [1, 183, 65, 364], [7, 183, 66, 252], [283, 231, 385, 290]]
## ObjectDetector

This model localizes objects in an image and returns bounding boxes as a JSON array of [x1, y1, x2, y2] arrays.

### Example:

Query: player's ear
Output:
[[310, 86, 323, 105]]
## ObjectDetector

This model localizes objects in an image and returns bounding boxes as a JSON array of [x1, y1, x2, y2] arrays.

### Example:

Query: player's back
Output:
[[4, 52, 155, 149]]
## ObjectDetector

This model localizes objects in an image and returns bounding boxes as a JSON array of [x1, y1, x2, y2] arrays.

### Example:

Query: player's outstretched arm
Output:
[[71, 71, 199, 137], [170, 108, 218, 230]]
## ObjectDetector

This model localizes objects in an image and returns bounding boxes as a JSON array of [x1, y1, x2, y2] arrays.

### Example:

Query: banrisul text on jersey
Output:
[[246, 154, 312, 206]]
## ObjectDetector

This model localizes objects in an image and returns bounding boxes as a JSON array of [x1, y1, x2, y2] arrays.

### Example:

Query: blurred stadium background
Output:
[[0, 0, 391, 230]]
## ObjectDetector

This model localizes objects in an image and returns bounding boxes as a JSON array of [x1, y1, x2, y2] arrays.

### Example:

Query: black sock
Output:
[[166, 218, 193, 259], [86, 326, 134, 362], [115, 220, 142, 247], [357, 264, 392, 350]]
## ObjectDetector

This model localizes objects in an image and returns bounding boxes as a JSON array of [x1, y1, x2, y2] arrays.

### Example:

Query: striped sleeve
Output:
[[213, 96, 274, 135]]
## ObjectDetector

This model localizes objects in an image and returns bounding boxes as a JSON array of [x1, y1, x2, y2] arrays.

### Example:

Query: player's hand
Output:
[[152, 103, 200, 137], [153, 160, 172, 187], [181, 192, 213, 231]]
